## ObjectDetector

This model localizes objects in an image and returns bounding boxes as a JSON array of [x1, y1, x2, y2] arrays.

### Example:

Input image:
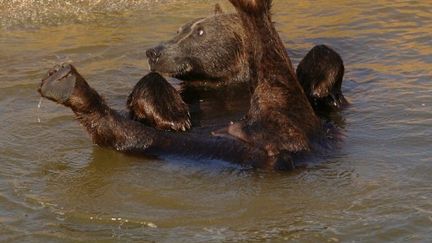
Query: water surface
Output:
[[1, 0, 431, 241]]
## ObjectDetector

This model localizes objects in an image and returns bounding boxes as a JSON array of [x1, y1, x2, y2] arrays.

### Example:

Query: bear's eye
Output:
[[197, 28, 205, 36]]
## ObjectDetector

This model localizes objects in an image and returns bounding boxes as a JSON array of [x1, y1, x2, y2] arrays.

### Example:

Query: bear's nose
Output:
[[146, 46, 162, 63]]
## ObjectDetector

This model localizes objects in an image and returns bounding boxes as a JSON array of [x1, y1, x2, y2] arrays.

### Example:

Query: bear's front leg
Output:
[[127, 72, 191, 132]]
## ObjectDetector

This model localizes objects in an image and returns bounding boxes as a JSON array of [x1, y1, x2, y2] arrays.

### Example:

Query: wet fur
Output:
[[297, 44, 347, 111], [127, 72, 191, 131], [226, 0, 321, 162]]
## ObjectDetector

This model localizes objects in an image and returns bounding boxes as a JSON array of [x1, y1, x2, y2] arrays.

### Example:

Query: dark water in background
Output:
[[0, 0, 431, 241]]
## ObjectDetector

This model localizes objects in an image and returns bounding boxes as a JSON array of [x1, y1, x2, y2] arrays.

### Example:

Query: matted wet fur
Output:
[[127, 72, 191, 131], [224, 0, 321, 166], [297, 44, 347, 111]]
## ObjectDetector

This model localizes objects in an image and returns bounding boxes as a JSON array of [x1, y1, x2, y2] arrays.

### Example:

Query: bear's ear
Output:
[[214, 3, 224, 15], [229, 0, 272, 13]]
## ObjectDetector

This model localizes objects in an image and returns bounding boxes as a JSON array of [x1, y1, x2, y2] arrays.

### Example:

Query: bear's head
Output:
[[146, 5, 249, 84]]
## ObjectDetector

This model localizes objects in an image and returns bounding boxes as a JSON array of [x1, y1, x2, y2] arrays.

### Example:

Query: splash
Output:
[[88, 215, 158, 228], [0, 0, 185, 28]]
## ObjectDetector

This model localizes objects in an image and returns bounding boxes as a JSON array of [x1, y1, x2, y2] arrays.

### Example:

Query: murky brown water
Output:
[[1, 0, 431, 241]]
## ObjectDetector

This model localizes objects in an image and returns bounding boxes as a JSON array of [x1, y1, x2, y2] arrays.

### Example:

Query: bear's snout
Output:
[[146, 45, 164, 64]]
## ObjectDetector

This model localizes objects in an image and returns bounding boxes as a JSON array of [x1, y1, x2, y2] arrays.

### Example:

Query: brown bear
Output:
[[37, 0, 337, 170]]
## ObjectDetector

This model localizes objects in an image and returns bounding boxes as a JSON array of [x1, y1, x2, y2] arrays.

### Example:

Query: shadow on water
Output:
[[180, 81, 251, 129]]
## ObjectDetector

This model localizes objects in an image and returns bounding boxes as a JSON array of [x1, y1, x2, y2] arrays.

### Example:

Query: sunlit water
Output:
[[1, 0, 431, 241]]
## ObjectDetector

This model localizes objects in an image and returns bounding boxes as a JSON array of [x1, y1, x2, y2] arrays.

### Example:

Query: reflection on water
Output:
[[1, 0, 431, 241]]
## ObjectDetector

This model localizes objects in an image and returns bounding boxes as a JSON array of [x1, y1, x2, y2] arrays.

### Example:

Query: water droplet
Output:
[[37, 98, 43, 123]]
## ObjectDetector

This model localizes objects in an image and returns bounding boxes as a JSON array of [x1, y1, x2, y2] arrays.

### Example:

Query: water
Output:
[[1, 0, 431, 241]]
